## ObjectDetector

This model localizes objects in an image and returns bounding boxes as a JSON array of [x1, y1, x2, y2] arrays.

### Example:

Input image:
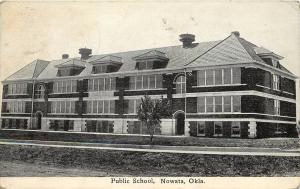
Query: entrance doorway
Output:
[[174, 111, 185, 135], [35, 112, 43, 130]]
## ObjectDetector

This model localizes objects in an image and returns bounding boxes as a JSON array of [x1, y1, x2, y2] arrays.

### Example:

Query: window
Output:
[[232, 96, 241, 112], [135, 76, 142, 89], [223, 96, 232, 112], [149, 75, 156, 88], [197, 67, 241, 87], [53, 80, 77, 93], [7, 83, 27, 95], [231, 122, 241, 137], [127, 121, 160, 134], [50, 101, 76, 114], [197, 96, 240, 113], [129, 75, 163, 90], [274, 99, 280, 115], [137, 60, 154, 70], [175, 76, 186, 94], [197, 70, 205, 86], [92, 65, 107, 74], [197, 122, 205, 136], [232, 67, 241, 84], [35, 84, 45, 98], [6, 101, 25, 113], [214, 122, 223, 136], [223, 68, 231, 84], [273, 75, 280, 90], [86, 100, 115, 114], [86, 120, 114, 133], [215, 96, 222, 112], [206, 97, 214, 112], [88, 78, 116, 91], [127, 99, 142, 114], [206, 70, 214, 85], [197, 97, 205, 113], [215, 69, 223, 85], [129, 76, 136, 90]]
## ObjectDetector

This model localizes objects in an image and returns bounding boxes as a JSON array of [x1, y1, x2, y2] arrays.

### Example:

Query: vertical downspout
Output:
[[30, 80, 35, 129], [184, 68, 187, 135]]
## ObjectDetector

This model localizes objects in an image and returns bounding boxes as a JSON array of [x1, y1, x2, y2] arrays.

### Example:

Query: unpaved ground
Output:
[[0, 161, 130, 177], [1, 160, 300, 177]]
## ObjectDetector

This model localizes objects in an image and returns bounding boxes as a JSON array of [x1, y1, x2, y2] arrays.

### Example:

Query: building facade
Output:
[[0, 32, 298, 138]]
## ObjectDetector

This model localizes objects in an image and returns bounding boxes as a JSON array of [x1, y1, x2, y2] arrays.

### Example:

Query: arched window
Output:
[[35, 84, 45, 98], [175, 75, 186, 94]]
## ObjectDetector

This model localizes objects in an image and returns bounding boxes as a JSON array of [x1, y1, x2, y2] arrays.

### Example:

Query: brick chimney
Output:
[[79, 48, 92, 60], [62, 54, 69, 59], [179, 33, 195, 48], [231, 31, 240, 37]]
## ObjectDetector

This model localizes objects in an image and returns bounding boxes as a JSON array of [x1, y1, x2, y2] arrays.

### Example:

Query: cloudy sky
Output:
[[0, 0, 299, 115]]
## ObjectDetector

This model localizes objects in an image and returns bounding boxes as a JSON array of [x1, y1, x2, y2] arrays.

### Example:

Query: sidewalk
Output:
[[1, 139, 300, 157]]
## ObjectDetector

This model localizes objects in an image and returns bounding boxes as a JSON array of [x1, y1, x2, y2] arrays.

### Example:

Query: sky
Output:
[[0, 0, 299, 119]]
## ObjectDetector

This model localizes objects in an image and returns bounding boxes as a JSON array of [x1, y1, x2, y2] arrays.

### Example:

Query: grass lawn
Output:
[[0, 129, 299, 149], [1, 144, 300, 176]]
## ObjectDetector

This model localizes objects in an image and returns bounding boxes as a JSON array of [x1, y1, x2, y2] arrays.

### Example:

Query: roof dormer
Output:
[[254, 47, 283, 68], [55, 59, 85, 77], [89, 55, 122, 74], [133, 50, 169, 70]]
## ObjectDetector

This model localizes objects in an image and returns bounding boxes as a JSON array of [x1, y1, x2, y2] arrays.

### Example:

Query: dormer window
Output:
[[133, 50, 169, 70], [254, 47, 283, 68], [136, 60, 153, 70], [90, 55, 122, 74], [92, 65, 107, 74], [56, 59, 85, 77]]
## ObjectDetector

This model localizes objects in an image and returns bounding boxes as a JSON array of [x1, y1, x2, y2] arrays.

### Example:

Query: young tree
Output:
[[137, 95, 172, 144]]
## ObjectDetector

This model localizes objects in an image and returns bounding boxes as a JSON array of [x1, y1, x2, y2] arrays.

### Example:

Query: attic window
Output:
[[272, 60, 279, 68], [90, 55, 122, 74], [57, 67, 83, 77], [133, 50, 169, 70], [92, 65, 107, 74], [55, 59, 85, 77], [262, 58, 273, 66]]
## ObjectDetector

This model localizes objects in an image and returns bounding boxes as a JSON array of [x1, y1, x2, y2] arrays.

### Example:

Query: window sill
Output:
[[213, 134, 223, 137], [197, 134, 205, 137], [83, 113, 117, 115], [126, 88, 165, 92], [50, 92, 79, 95], [256, 84, 271, 89], [282, 91, 294, 95], [6, 94, 28, 96], [88, 90, 117, 92], [193, 112, 241, 114], [48, 113, 77, 115], [1, 112, 29, 114], [192, 84, 246, 88]]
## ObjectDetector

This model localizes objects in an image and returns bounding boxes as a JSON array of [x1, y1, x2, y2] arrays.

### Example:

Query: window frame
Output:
[[129, 75, 163, 90], [231, 122, 241, 137], [85, 100, 115, 115], [274, 99, 280, 115], [196, 121, 205, 136], [175, 75, 186, 94], [273, 74, 280, 91], [196, 67, 241, 87], [50, 101, 76, 114], [197, 96, 240, 114], [53, 80, 77, 94], [214, 121, 223, 137], [7, 83, 28, 95], [88, 78, 116, 92]]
